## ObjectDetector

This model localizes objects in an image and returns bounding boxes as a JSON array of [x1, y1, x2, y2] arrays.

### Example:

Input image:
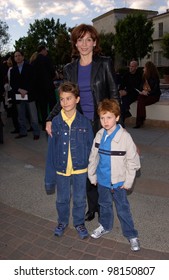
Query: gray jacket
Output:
[[88, 125, 141, 189]]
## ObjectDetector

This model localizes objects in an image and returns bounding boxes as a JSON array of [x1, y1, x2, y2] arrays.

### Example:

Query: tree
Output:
[[114, 13, 154, 63], [14, 36, 36, 59], [14, 18, 71, 66], [161, 33, 169, 59], [0, 20, 10, 55], [99, 32, 115, 58]]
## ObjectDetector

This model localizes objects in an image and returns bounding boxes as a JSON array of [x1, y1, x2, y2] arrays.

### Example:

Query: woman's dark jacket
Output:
[[141, 77, 161, 98], [46, 55, 120, 127]]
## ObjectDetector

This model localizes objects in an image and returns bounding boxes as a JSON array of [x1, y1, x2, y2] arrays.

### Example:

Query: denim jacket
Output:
[[45, 111, 94, 194]]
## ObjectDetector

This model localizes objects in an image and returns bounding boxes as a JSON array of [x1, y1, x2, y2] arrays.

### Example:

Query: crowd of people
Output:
[[0, 23, 163, 252], [0, 44, 58, 142]]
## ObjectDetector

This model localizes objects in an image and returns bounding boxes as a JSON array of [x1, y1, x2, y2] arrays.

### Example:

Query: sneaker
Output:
[[91, 224, 109, 239], [54, 223, 67, 237], [129, 237, 140, 251], [75, 224, 89, 239]]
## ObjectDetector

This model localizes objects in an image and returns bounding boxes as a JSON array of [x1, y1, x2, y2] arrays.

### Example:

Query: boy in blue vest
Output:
[[45, 81, 93, 239], [88, 99, 141, 251]]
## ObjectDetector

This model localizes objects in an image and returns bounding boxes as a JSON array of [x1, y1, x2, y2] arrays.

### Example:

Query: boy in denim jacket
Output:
[[45, 81, 93, 239]]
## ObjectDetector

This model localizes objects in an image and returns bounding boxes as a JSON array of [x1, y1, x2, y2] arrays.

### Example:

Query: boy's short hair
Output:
[[58, 81, 79, 98], [98, 99, 120, 117]]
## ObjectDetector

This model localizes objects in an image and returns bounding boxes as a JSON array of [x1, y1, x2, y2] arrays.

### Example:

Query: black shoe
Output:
[[85, 211, 95, 221], [27, 127, 33, 132], [15, 134, 27, 139], [133, 125, 141, 129], [10, 129, 19, 134], [125, 111, 132, 118]]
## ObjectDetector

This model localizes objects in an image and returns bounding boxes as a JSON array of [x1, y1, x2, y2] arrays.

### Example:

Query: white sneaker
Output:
[[129, 237, 140, 251], [91, 225, 109, 239]]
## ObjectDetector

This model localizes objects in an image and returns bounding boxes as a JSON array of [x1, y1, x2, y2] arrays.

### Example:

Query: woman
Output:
[[46, 24, 120, 221], [134, 61, 161, 128]]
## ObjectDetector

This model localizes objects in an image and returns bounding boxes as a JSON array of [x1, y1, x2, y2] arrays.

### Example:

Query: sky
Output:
[[1, 0, 169, 51]]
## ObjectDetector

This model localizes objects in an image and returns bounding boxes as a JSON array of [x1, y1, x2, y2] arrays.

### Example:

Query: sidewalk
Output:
[[1, 202, 168, 260], [0, 116, 169, 260]]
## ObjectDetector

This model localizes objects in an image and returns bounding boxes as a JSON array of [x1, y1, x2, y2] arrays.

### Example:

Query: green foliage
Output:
[[114, 13, 154, 62], [99, 32, 115, 58], [14, 18, 72, 66], [0, 20, 10, 55], [161, 33, 169, 60]]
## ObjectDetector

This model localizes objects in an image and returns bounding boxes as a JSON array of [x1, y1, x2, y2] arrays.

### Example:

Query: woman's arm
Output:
[[46, 102, 61, 122], [106, 57, 120, 102], [147, 78, 161, 97]]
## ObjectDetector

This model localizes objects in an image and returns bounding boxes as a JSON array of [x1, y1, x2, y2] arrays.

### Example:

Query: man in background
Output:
[[33, 45, 56, 130], [119, 60, 143, 126]]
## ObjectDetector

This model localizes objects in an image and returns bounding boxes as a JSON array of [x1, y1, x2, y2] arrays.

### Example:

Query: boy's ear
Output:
[[116, 115, 120, 122], [76, 96, 80, 103]]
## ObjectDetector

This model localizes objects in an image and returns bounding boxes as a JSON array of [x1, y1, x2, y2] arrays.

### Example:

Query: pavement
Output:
[[0, 113, 169, 260]]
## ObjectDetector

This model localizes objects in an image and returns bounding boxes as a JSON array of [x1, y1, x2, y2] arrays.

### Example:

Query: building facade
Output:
[[151, 10, 169, 66], [92, 7, 169, 67]]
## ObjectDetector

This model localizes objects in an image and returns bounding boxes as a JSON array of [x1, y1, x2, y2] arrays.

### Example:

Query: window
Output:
[[153, 51, 163, 66], [159, 22, 163, 37]]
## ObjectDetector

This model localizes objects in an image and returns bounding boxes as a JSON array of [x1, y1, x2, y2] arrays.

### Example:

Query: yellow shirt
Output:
[[57, 109, 87, 176]]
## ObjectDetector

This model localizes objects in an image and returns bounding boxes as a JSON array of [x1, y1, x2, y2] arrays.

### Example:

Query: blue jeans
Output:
[[98, 184, 138, 240], [17, 101, 40, 136], [56, 173, 87, 227]]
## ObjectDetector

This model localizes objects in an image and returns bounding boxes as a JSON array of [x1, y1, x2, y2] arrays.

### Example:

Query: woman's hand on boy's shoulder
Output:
[[46, 121, 52, 137]]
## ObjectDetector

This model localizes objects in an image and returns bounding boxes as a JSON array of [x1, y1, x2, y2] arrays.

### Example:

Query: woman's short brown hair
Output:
[[98, 99, 121, 118], [71, 24, 101, 57]]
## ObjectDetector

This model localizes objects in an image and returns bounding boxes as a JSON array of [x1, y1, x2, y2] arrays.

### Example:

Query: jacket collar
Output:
[[57, 110, 83, 126], [97, 125, 124, 143], [72, 55, 102, 87], [73, 54, 101, 70]]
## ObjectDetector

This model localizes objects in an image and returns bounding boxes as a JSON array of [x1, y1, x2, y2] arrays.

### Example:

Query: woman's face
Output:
[[76, 32, 96, 56]]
